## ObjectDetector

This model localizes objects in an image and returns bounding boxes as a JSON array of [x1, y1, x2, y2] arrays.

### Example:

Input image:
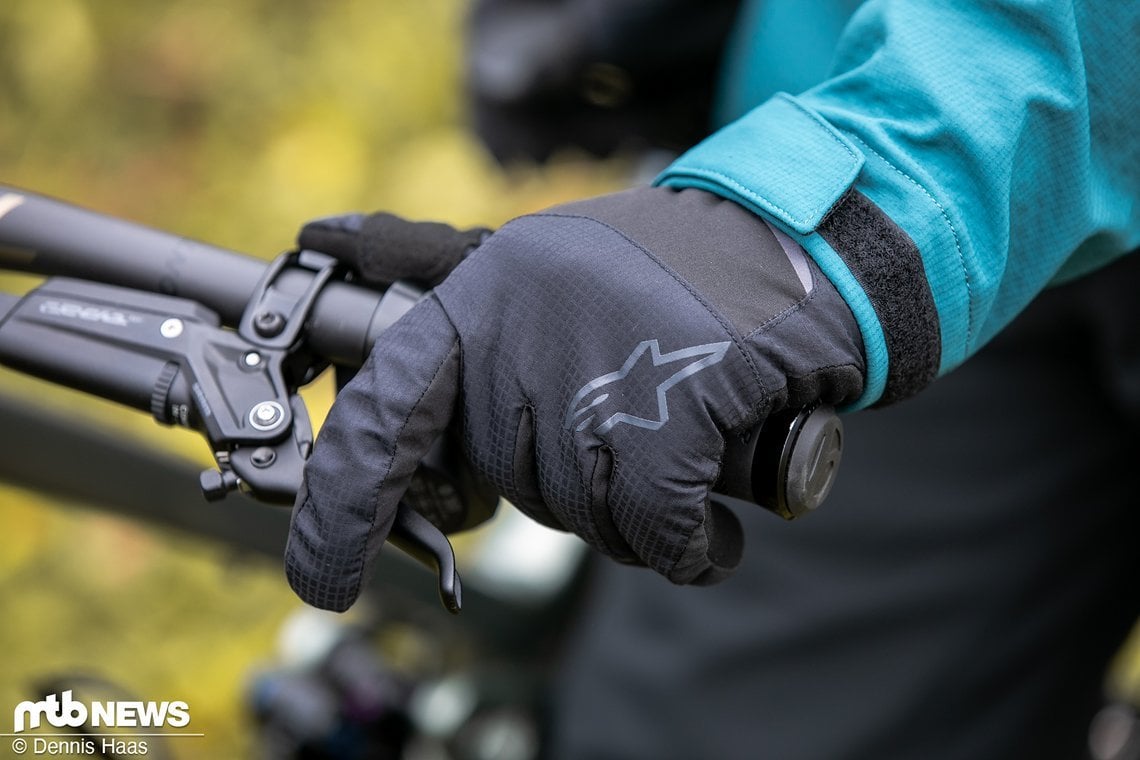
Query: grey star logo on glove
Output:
[[566, 339, 731, 435]]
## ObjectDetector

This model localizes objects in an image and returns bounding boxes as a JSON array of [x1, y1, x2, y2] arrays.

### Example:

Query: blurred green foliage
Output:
[[0, 1, 624, 757]]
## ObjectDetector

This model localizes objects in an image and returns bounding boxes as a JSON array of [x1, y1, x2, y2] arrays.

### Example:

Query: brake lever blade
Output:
[[388, 502, 462, 614]]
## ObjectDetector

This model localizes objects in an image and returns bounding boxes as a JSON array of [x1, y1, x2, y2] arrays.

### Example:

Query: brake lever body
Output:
[[0, 271, 475, 613]]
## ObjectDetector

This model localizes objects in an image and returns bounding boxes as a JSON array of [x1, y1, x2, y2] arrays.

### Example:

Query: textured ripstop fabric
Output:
[[437, 213, 761, 579], [286, 188, 865, 610]]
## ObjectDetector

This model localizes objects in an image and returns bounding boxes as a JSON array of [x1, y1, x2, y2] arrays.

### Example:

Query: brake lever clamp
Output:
[[237, 249, 339, 351], [190, 247, 332, 504]]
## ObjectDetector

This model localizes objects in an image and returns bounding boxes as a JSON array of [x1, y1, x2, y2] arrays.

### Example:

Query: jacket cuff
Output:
[[656, 93, 941, 408]]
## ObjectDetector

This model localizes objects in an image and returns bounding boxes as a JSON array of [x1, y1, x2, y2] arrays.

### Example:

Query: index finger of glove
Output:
[[299, 212, 489, 288], [285, 294, 460, 611]]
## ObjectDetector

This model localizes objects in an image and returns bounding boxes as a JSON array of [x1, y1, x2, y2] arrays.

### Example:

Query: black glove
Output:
[[286, 187, 865, 611]]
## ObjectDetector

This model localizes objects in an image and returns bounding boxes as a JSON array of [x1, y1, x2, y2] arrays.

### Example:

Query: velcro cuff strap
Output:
[[655, 94, 864, 235], [819, 191, 941, 405]]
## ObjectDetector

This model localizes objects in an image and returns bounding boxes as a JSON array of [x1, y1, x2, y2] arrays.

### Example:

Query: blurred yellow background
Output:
[[0, 1, 625, 757]]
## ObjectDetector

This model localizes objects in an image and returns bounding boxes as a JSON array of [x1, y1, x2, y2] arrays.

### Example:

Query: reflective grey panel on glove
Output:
[[286, 187, 865, 611]]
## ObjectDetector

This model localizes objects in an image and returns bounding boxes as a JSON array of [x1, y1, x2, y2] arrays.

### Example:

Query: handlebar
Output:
[[0, 187, 408, 367]]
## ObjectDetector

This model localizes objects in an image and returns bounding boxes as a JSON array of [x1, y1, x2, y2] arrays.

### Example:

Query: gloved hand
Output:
[[286, 187, 865, 612]]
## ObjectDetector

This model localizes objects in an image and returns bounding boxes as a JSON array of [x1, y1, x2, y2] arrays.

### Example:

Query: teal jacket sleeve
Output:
[[656, 1, 1140, 408]]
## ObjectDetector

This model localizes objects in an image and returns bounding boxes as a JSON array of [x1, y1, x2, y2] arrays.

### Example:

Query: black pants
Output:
[[548, 253, 1140, 760]]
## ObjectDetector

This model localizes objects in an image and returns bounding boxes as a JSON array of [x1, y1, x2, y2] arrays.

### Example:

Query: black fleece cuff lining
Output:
[[818, 191, 941, 405]]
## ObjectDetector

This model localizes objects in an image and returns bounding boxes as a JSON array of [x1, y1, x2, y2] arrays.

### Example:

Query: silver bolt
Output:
[[243, 352, 262, 368], [249, 401, 285, 431], [160, 318, 184, 338]]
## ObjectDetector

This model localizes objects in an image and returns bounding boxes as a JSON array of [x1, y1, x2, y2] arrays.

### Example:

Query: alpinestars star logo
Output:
[[566, 339, 731, 435]]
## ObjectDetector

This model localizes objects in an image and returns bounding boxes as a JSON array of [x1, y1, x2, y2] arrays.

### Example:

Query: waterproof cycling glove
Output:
[[286, 187, 865, 611]]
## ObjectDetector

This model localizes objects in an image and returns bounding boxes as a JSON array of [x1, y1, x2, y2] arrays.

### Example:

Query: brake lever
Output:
[[201, 393, 464, 613], [389, 504, 463, 613], [208, 455, 464, 614]]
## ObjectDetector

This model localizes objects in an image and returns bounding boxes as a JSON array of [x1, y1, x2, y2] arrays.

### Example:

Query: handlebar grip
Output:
[[717, 405, 843, 520], [0, 185, 265, 325]]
